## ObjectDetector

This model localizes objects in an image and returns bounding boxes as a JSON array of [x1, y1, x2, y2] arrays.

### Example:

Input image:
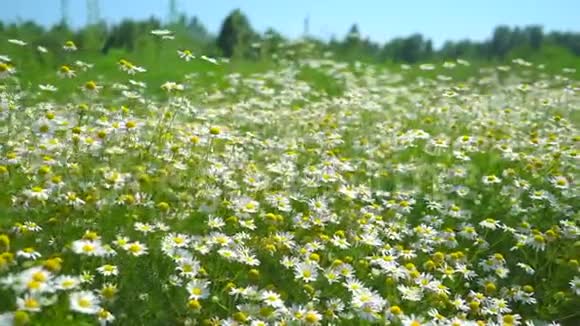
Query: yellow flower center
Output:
[[32, 272, 46, 282], [101, 286, 117, 298], [27, 280, 41, 290], [556, 179, 567, 186], [304, 312, 319, 323], [182, 264, 193, 272], [191, 287, 203, 296], [62, 279, 75, 288], [98, 310, 110, 319], [24, 298, 40, 309], [82, 244, 95, 252], [78, 298, 91, 308], [39, 124, 50, 133], [85, 81, 97, 90], [390, 306, 402, 315], [188, 299, 201, 310], [129, 244, 141, 253]]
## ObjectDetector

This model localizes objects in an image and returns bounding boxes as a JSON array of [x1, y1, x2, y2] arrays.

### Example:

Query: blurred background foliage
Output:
[[1, 8, 579, 84]]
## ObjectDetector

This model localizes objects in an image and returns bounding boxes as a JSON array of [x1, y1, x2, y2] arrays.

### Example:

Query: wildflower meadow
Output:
[[0, 31, 579, 326]]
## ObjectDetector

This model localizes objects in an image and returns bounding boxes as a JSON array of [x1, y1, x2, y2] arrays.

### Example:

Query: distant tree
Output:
[[187, 16, 211, 42], [102, 17, 162, 54], [525, 25, 544, 50], [117, 20, 137, 51], [424, 40, 433, 59], [440, 39, 479, 59], [345, 24, 361, 44], [490, 25, 512, 58], [400, 34, 426, 63], [381, 37, 402, 61], [78, 22, 107, 51], [547, 31, 580, 56], [340, 24, 362, 59], [216, 9, 257, 58], [102, 19, 136, 53], [260, 28, 286, 58], [1, 14, 579, 66]]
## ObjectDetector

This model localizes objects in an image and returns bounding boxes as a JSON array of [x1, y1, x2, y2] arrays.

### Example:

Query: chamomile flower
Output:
[[70, 291, 101, 314], [74, 60, 94, 71], [161, 81, 184, 92], [482, 175, 502, 185], [261, 290, 285, 308], [176, 257, 201, 278], [23, 186, 50, 201], [118, 59, 146, 74], [178, 49, 195, 61], [57, 65, 76, 78], [550, 176, 570, 190], [39, 84, 58, 92], [16, 294, 43, 312], [97, 309, 115, 324], [123, 241, 148, 256], [294, 262, 319, 282], [72, 240, 106, 257], [96, 264, 119, 276], [207, 216, 226, 229], [516, 263, 535, 275], [570, 276, 580, 295], [479, 218, 501, 230], [134, 222, 156, 234], [200, 55, 219, 65], [186, 279, 210, 300], [16, 247, 42, 260], [8, 39, 27, 46], [301, 309, 323, 325], [82, 80, 103, 94], [527, 233, 546, 251], [63, 40, 77, 51], [401, 314, 426, 326], [53, 275, 81, 291], [0, 62, 15, 78], [150, 29, 173, 37], [163, 233, 191, 248]]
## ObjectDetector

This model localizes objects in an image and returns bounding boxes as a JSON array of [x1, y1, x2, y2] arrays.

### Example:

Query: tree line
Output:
[[1, 9, 579, 64]]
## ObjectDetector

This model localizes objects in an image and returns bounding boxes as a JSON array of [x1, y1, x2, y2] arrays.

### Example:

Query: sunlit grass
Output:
[[0, 37, 579, 326]]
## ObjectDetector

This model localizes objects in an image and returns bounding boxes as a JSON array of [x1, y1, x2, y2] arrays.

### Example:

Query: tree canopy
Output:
[[1, 9, 579, 64]]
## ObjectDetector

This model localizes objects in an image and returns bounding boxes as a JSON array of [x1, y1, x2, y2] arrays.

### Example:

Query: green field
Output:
[[0, 36, 579, 326]]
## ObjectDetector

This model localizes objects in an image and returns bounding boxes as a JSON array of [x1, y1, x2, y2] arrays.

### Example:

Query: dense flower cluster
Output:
[[0, 37, 579, 325]]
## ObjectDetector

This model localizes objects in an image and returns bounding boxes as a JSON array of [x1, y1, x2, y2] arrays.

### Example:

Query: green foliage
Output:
[[2, 11, 580, 67], [0, 13, 580, 324], [216, 9, 258, 58]]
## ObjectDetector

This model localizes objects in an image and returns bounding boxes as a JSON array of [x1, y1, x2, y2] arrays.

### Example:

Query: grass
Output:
[[0, 38, 579, 326]]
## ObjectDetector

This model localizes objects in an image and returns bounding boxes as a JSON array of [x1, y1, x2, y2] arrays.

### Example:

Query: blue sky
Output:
[[2, 0, 580, 47]]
